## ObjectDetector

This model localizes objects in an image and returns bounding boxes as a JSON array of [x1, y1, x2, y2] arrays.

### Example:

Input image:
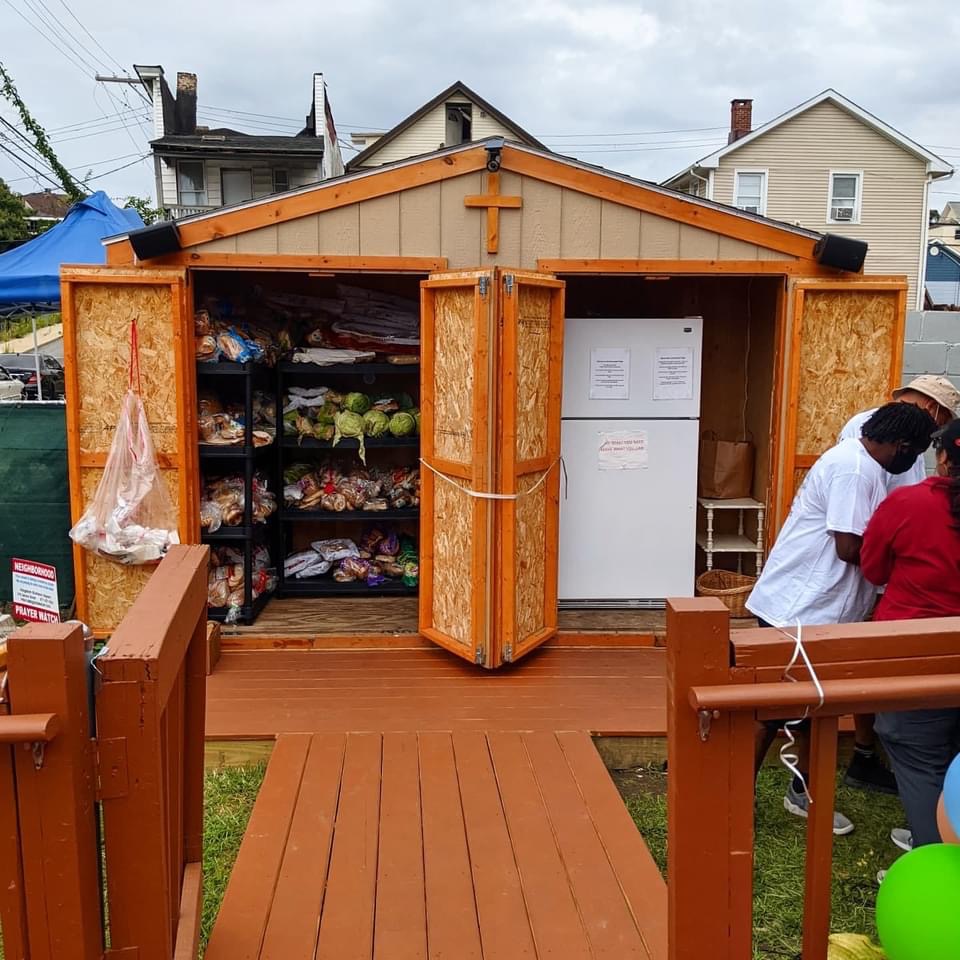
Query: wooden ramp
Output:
[[205, 731, 667, 960]]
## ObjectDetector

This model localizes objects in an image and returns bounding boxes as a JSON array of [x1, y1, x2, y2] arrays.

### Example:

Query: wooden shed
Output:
[[61, 139, 906, 665]]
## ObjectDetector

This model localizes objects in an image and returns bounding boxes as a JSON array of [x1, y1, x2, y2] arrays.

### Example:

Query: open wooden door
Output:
[[777, 278, 906, 527], [61, 266, 198, 635], [420, 271, 497, 666], [498, 271, 565, 664], [420, 268, 565, 667]]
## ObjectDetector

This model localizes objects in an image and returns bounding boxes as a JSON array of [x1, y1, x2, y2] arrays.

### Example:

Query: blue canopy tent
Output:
[[0, 191, 143, 309]]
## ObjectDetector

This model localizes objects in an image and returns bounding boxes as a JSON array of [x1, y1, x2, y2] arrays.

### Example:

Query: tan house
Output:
[[345, 80, 544, 170], [663, 90, 953, 308]]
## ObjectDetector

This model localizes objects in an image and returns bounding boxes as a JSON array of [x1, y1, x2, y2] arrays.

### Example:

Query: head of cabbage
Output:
[[333, 410, 367, 462], [363, 409, 390, 437], [343, 392, 371, 415], [388, 411, 416, 437]]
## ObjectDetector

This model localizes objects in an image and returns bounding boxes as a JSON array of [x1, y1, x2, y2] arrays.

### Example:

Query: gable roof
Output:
[[20, 191, 71, 219], [105, 138, 824, 266], [345, 81, 546, 171], [664, 89, 953, 185]]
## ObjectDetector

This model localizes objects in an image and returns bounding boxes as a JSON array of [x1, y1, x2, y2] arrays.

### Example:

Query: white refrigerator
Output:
[[559, 317, 703, 605]]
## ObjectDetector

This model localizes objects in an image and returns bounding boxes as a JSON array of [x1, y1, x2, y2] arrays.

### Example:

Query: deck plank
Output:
[[316, 733, 382, 960], [524, 732, 650, 959], [204, 734, 312, 960], [373, 733, 427, 960], [259, 734, 346, 960], [418, 733, 483, 960], [558, 731, 669, 960], [486, 732, 593, 960], [451, 732, 536, 960]]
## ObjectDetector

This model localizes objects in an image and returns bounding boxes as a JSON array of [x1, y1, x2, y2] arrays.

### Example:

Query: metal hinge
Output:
[[478, 276, 489, 297], [504, 274, 515, 295], [474, 646, 484, 665], [95, 737, 129, 801], [503, 643, 513, 663]]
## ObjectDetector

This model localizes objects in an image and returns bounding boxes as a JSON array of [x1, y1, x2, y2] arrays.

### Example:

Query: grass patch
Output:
[[618, 764, 903, 960], [0, 312, 60, 344], [201, 761, 267, 952]]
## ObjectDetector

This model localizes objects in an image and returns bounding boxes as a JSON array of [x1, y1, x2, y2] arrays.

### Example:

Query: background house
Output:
[[19, 190, 70, 235], [135, 66, 344, 220], [663, 90, 953, 309], [925, 242, 960, 308], [345, 81, 545, 170], [929, 201, 960, 255]]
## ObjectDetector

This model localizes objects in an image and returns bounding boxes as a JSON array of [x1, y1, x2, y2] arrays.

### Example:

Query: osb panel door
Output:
[[61, 267, 196, 635], [778, 279, 906, 525], [420, 271, 496, 666], [498, 271, 564, 664]]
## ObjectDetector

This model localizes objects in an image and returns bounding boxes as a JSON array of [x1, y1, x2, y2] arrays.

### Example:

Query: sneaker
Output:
[[890, 828, 913, 852], [843, 751, 898, 795], [784, 782, 855, 835]]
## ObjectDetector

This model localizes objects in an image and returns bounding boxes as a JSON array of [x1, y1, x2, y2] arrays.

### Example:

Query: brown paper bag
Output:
[[698, 434, 755, 499]]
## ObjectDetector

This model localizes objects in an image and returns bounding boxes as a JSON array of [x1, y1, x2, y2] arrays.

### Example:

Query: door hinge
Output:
[[503, 643, 513, 663], [95, 737, 129, 801], [504, 274, 515, 295], [478, 276, 489, 297], [474, 646, 484, 665]]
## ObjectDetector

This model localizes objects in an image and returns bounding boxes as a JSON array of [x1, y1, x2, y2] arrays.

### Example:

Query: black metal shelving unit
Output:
[[278, 360, 420, 599], [198, 360, 279, 624]]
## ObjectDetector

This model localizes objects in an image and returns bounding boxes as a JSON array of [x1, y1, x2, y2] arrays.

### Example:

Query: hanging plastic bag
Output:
[[69, 321, 180, 565]]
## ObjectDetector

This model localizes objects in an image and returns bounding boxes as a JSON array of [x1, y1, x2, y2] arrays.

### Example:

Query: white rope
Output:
[[418, 457, 565, 501], [775, 621, 826, 802]]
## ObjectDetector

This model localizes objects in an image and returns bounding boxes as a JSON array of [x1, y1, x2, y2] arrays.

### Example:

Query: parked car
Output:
[[0, 366, 25, 401], [0, 353, 64, 400]]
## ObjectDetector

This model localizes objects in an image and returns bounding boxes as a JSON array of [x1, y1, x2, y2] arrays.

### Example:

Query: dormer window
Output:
[[445, 102, 472, 146]]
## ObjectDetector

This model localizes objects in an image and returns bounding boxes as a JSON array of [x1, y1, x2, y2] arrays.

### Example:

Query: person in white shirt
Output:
[[835, 375, 959, 794], [747, 402, 937, 835]]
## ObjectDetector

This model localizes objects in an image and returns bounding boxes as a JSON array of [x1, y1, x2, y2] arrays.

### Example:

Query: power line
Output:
[[1, 0, 94, 78], [0, 138, 63, 190], [2, 150, 143, 184], [53, 0, 127, 74], [24, 0, 107, 74], [79, 153, 150, 184], [538, 124, 729, 139]]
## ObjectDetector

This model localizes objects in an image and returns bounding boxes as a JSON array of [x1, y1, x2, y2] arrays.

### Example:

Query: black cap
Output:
[[933, 418, 960, 462]]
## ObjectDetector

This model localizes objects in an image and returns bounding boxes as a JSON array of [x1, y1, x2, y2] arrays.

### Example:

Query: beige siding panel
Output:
[[278, 214, 321, 254], [440, 172, 482, 268], [712, 100, 927, 301], [717, 236, 759, 259], [519, 177, 562, 269], [679, 224, 720, 259], [236, 224, 278, 254], [252, 167, 273, 199], [757, 245, 790, 261], [481, 171, 523, 268], [197, 235, 237, 253], [399, 184, 442, 256], [160, 158, 178, 207], [639, 213, 680, 258], [559, 189, 601, 258], [472, 112, 521, 141], [317, 204, 360, 255], [362, 104, 447, 167], [358, 194, 401, 256], [290, 165, 321, 188], [599, 200, 642, 258]]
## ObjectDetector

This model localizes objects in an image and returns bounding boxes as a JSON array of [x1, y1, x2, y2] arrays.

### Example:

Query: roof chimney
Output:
[[175, 72, 197, 134], [728, 98, 752, 144]]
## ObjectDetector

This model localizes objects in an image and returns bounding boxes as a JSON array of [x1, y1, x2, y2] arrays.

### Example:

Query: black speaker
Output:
[[128, 221, 181, 260], [813, 233, 868, 273]]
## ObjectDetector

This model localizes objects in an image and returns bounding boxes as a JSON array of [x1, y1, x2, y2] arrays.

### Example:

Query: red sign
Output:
[[10, 557, 60, 623]]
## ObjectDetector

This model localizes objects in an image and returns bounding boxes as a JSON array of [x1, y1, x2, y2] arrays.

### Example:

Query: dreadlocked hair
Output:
[[861, 401, 937, 448], [938, 421, 960, 529]]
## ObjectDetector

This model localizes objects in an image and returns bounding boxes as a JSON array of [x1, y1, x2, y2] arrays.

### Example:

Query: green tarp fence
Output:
[[0, 402, 75, 610]]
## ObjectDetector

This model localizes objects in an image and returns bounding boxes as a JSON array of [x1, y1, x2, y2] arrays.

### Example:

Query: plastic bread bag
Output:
[[69, 389, 180, 565]]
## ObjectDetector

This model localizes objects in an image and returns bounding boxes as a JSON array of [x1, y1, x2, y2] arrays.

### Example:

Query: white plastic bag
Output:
[[69, 388, 180, 565]]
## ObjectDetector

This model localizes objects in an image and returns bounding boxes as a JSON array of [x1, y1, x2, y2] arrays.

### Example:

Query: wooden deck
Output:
[[205, 731, 667, 960], [206, 646, 669, 738]]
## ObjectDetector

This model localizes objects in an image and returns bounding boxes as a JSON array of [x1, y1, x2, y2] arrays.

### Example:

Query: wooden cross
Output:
[[464, 172, 523, 254]]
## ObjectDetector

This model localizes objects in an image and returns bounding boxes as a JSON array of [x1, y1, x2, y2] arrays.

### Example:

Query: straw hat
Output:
[[893, 375, 960, 415]]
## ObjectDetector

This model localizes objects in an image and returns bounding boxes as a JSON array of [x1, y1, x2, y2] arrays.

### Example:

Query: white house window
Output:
[[828, 172, 862, 223], [733, 171, 767, 215], [177, 161, 206, 206], [273, 169, 289, 193]]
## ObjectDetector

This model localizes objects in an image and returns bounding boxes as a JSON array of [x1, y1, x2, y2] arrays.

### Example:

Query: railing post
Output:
[[6, 623, 103, 960], [667, 597, 753, 960], [0, 695, 30, 960]]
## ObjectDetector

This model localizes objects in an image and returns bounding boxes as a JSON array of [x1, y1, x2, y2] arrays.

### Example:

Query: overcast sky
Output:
[[2, 0, 959, 209]]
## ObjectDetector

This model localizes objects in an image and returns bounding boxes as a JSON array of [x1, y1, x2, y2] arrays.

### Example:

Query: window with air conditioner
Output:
[[828, 172, 862, 224], [733, 170, 767, 215]]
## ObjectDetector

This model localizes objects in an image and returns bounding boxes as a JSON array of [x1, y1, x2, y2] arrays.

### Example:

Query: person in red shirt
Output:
[[860, 417, 960, 850]]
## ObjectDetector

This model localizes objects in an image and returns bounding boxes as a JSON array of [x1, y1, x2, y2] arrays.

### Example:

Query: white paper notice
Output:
[[598, 430, 648, 470], [589, 348, 630, 400], [653, 347, 693, 401]]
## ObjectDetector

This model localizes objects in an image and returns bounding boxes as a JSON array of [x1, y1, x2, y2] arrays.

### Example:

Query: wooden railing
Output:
[[666, 598, 960, 960], [0, 544, 209, 960]]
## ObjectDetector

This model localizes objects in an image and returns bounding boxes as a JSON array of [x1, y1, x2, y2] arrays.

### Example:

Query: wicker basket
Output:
[[695, 569, 757, 619]]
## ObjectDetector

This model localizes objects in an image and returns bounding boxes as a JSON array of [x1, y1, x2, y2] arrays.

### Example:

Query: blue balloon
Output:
[[946, 754, 960, 836]]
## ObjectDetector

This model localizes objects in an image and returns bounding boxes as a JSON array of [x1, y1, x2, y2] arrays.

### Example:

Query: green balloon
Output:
[[877, 844, 960, 960]]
